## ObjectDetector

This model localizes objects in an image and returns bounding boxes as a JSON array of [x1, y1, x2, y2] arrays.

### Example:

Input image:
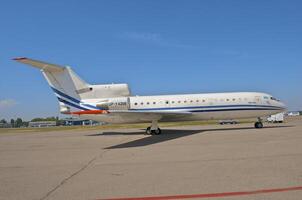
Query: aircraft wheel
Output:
[[146, 127, 151, 134], [147, 128, 162, 135], [254, 122, 263, 129], [151, 128, 161, 135]]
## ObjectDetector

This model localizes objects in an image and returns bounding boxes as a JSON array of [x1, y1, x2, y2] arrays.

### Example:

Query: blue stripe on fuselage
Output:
[[51, 87, 100, 110], [129, 104, 284, 111], [57, 97, 89, 111], [190, 107, 282, 113], [51, 87, 81, 104]]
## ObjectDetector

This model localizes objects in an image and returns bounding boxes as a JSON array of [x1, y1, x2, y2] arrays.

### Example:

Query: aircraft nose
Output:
[[279, 101, 287, 111]]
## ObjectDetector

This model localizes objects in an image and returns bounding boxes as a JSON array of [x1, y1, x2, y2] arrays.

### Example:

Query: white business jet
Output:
[[14, 57, 286, 134]]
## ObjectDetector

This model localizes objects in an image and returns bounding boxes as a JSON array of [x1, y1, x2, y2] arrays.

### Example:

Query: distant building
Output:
[[28, 121, 57, 127], [287, 111, 300, 116], [62, 118, 101, 126], [0, 123, 12, 128]]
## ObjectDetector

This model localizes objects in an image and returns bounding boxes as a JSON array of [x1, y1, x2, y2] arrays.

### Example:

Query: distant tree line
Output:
[[0, 118, 27, 128], [0, 116, 63, 128]]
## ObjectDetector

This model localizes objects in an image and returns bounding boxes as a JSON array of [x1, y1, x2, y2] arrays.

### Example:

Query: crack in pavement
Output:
[[39, 154, 99, 200], [39, 136, 132, 200]]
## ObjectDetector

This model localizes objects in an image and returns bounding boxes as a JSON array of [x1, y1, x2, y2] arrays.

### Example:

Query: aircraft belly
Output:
[[189, 109, 278, 120]]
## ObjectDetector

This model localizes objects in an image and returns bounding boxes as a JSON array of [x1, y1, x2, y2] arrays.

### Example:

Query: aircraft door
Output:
[[254, 96, 262, 104]]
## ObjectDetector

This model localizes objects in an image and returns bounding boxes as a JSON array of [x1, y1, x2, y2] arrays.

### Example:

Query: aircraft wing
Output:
[[70, 109, 192, 122], [109, 110, 193, 122], [13, 57, 65, 72]]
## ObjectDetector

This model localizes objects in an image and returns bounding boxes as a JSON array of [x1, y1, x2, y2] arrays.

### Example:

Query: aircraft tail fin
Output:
[[13, 57, 131, 114], [13, 57, 90, 113]]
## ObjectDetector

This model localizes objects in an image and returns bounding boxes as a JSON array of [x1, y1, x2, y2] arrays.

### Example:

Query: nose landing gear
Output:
[[254, 122, 263, 128], [254, 118, 263, 128]]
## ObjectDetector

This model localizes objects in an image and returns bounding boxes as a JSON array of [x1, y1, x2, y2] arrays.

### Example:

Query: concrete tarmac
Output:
[[1, 118, 302, 200]]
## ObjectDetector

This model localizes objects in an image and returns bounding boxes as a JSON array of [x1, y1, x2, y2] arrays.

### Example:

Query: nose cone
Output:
[[279, 101, 287, 111]]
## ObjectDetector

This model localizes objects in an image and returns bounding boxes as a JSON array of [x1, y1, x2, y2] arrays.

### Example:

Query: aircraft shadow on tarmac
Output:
[[87, 125, 293, 149]]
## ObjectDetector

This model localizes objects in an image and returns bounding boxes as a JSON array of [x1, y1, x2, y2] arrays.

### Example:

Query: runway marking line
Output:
[[100, 186, 302, 200]]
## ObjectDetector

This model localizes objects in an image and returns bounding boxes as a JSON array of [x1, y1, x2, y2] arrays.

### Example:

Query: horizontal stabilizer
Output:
[[13, 57, 65, 72]]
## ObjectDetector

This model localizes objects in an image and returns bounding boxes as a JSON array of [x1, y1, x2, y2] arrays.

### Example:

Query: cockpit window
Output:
[[270, 97, 280, 101]]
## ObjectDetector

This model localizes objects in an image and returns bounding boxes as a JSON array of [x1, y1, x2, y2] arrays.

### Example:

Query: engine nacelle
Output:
[[77, 84, 131, 99]]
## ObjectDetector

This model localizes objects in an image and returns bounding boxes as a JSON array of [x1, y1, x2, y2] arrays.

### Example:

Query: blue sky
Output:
[[0, 0, 301, 120]]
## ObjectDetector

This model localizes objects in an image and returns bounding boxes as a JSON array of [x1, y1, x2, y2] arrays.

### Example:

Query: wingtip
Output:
[[12, 57, 27, 61]]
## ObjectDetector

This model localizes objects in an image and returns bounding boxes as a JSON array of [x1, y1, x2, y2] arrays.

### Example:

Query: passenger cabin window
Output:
[[134, 103, 138, 105]]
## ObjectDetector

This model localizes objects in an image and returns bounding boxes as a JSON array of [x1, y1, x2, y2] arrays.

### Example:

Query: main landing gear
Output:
[[146, 120, 162, 135], [254, 118, 263, 129]]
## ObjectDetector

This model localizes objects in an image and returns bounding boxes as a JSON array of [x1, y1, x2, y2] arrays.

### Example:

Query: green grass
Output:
[[0, 119, 254, 134]]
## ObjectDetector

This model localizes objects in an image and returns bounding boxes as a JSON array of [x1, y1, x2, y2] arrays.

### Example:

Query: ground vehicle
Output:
[[219, 120, 238, 125], [267, 113, 284, 123]]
